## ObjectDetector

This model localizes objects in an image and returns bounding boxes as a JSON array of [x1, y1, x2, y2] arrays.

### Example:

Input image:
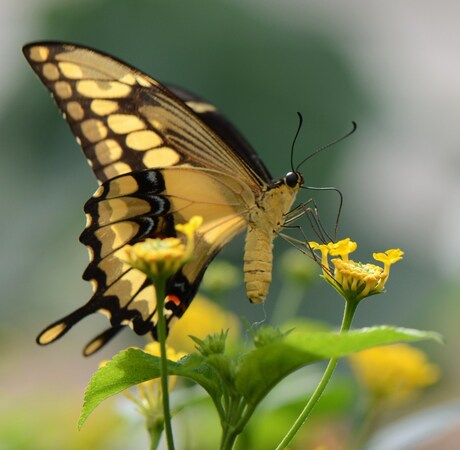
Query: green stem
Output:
[[147, 423, 164, 450], [155, 277, 175, 450], [275, 299, 358, 450], [219, 397, 250, 450]]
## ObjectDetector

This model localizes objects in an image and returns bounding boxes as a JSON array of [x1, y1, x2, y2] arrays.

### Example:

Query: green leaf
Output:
[[79, 348, 223, 428], [235, 326, 441, 406], [284, 325, 443, 358]]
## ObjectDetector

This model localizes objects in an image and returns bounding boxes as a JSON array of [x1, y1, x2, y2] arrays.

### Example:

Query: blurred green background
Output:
[[1, 0, 459, 448]]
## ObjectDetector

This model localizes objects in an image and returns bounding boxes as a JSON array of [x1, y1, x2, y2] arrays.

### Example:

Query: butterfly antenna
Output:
[[296, 121, 357, 172], [290, 112, 304, 173]]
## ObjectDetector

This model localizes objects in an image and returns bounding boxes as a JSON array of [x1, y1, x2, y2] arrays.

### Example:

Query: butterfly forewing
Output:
[[22, 43, 266, 187]]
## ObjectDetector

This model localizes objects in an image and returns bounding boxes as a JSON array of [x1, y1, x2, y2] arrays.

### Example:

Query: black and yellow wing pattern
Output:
[[23, 42, 302, 355]]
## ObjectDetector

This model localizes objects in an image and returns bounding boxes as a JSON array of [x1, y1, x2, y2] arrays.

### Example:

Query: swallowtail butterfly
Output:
[[23, 42, 303, 355]]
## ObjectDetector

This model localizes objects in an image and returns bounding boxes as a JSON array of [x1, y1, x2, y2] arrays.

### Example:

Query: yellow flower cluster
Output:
[[350, 344, 439, 405], [123, 216, 203, 280], [309, 238, 404, 302]]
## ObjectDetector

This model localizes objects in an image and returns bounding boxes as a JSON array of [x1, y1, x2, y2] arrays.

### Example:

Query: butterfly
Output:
[[23, 42, 303, 355]]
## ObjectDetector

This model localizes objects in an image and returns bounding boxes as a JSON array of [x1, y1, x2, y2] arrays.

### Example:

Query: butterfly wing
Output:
[[166, 84, 273, 183], [23, 42, 271, 354]]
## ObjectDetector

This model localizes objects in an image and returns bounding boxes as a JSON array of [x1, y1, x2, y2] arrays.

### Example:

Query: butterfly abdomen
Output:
[[244, 224, 274, 303], [243, 177, 301, 303]]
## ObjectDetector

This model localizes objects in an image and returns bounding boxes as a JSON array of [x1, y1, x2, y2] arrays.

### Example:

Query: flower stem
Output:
[[147, 423, 164, 450], [155, 278, 175, 450], [275, 300, 357, 450]]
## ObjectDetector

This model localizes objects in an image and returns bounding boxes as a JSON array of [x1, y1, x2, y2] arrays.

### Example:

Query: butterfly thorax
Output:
[[244, 171, 302, 303]]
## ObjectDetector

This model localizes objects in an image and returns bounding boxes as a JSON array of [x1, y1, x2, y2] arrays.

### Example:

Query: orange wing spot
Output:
[[166, 295, 181, 306]]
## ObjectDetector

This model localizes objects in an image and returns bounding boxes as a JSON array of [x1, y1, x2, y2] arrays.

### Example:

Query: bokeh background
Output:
[[1, 1, 459, 449]]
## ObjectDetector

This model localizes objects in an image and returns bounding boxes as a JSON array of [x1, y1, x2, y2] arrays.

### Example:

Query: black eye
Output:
[[285, 171, 301, 187]]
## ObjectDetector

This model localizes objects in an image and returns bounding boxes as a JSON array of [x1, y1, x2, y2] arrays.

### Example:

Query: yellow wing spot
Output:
[[54, 81, 73, 99], [76, 80, 132, 98], [83, 337, 104, 356], [66, 101, 84, 121], [98, 255, 128, 288], [58, 62, 83, 79], [126, 130, 162, 151], [140, 105, 165, 130], [106, 175, 139, 198], [29, 46, 49, 62], [95, 221, 140, 258], [119, 72, 137, 85], [42, 63, 60, 81], [81, 119, 108, 143], [103, 161, 132, 179], [135, 75, 153, 87], [186, 101, 218, 113], [86, 244, 95, 262], [85, 212, 93, 228], [37, 322, 67, 344], [143, 147, 180, 168], [92, 185, 105, 198], [107, 114, 146, 134], [94, 139, 123, 165], [90, 278, 98, 293], [98, 197, 151, 224], [129, 285, 157, 319], [91, 99, 119, 116], [104, 265, 146, 306]]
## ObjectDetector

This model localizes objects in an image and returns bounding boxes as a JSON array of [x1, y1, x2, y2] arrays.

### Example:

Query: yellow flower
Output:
[[123, 216, 203, 280], [349, 344, 439, 405], [309, 238, 404, 303], [168, 295, 241, 353]]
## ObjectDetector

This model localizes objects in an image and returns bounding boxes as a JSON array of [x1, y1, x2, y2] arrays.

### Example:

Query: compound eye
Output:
[[285, 171, 301, 187]]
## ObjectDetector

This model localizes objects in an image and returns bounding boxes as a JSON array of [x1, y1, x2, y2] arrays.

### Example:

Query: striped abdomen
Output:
[[244, 224, 275, 303], [243, 175, 301, 303]]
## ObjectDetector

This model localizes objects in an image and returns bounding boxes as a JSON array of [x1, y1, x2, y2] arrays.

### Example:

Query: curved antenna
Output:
[[296, 121, 357, 172], [290, 112, 304, 173]]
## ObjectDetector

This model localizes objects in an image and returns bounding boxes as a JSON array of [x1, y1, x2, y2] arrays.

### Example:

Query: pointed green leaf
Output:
[[79, 348, 222, 428], [235, 326, 441, 406], [284, 326, 443, 358]]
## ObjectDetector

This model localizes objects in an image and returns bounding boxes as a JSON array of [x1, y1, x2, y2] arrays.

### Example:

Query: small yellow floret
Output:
[[309, 241, 330, 270], [328, 238, 357, 261]]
